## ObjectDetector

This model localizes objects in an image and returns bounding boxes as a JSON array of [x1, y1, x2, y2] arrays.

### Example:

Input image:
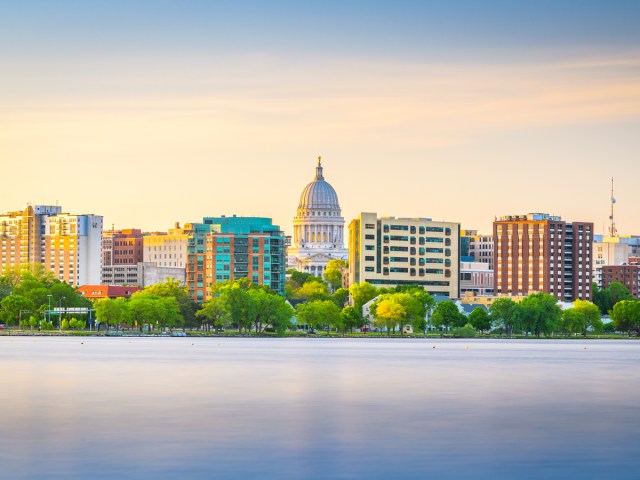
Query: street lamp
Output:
[[58, 296, 66, 330], [47, 294, 52, 325]]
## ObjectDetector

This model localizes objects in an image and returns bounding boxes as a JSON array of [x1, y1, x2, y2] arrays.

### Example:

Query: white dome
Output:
[[297, 158, 340, 210]]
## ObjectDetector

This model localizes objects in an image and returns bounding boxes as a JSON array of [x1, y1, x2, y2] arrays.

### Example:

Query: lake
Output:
[[0, 337, 638, 479]]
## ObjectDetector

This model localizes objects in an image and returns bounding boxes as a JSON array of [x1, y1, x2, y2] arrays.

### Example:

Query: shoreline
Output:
[[0, 331, 637, 340]]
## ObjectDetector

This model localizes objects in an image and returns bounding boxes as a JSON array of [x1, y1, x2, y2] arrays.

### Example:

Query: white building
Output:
[[287, 158, 348, 276], [349, 212, 460, 298]]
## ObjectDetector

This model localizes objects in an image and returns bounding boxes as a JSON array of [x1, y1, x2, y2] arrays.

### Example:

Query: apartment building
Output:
[[0, 205, 102, 286], [493, 213, 593, 301]]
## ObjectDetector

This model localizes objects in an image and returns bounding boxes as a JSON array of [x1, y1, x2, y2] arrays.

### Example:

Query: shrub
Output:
[[451, 323, 476, 338]]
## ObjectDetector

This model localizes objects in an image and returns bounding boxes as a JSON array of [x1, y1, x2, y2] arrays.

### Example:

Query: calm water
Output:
[[0, 337, 639, 479]]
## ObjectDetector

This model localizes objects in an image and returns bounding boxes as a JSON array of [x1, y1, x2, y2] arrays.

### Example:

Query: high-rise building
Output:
[[0, 205, 102, 286], [348, 212, 460, 298], [287, 158, 348, 276], [101, 228, 144, 285], [493, 213, 593, 301], [186, 216, 286, 303]]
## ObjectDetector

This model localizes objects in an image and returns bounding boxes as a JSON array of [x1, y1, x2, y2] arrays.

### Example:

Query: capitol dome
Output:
[[297, 158, 340, 210]]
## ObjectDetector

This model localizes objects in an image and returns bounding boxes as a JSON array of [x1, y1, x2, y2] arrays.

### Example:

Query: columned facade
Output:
[[287, 158, 348, 276]]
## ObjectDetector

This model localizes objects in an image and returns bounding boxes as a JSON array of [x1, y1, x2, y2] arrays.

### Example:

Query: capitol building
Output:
[[287, 157, 348, 275]]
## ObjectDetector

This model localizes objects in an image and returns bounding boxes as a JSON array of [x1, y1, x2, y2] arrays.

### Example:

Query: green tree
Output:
[[213, 279, 254, 335], [560, 308, 585, 336], [519, 293, 562, 337], [197, 296, 228, 333], [341, 306, 361, 333], [349, 282, 378, 316], [296, 300, 342, 332], [330, 288, 350, 309], [157, 297, 183, 330], [94, 298, 131, 331], [468, 307, 491, 333], [137, 279, 194, 328], [610, 300, 640, 336], [593, 281, 633, 315], [323, 259, 346, 291], [573, 299, 602, 336], [0, 294, 35, 326], [246, 288, 293, 335], [129, 294, 162, 332], [295, 281, 330, 301], [489, 298, 520, 337], [61, 318, 70, 330], [431, 300, 464, 332]]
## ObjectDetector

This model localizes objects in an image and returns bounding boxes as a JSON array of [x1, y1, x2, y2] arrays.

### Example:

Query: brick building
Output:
[[494, 213, 593, 301]]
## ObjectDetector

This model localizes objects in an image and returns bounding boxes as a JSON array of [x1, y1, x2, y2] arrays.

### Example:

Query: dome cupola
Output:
[[297, 157, 340, 210]]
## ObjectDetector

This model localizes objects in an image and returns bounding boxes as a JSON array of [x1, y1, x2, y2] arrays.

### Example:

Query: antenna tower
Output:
[[608, 177, 618, 237]]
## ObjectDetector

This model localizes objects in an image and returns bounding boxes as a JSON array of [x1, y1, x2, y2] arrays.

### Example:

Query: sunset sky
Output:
[[1, 1, 639, 235]]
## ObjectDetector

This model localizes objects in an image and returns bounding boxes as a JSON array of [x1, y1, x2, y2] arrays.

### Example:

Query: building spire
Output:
[[609, 177, 618, 238], [315, 156, 324, 180]]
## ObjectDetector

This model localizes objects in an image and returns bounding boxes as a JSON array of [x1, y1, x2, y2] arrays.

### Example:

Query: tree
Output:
[[372, 297, 406, 336], [296, 300, 342, 332], [136, 279, 194, 328], [157, 297, 183, 330], [431, 300, 464, 332], [341, 306, 361, 333], [349, 282, 378, 315], [129, 294, 162, 332], [489, 298, 520, 337], [412, 290, 436, 333], [0, 294, 35, 326], [197, 296, 227, 333], [518, 293, 562, 337], [214, 280, 254, 335], [246, 288, 293, 335], [323, 259, 346, 291], [330, 288, 350, 309], [573, 299, 602, 336], [610, 300, 640, 336], [295, 281, 330, 301], [593, 281, 633, 315], [560, 308, 586, 336], [468, 307, 491, 333], [94, 298, 131, 331]]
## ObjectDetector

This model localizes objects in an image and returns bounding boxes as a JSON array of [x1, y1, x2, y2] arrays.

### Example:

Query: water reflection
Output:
[[1, 338, 639, 479]]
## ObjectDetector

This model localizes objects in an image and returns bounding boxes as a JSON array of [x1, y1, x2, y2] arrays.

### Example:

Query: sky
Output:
[[1, 1, 639, 236]]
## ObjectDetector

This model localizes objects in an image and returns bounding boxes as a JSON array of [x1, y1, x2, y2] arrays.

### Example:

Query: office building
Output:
[[348, 212, 460, 298]]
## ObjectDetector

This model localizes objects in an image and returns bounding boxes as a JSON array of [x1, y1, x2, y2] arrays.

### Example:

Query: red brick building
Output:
[[600, 265, 640, 298], [494, 213, 593, 301]]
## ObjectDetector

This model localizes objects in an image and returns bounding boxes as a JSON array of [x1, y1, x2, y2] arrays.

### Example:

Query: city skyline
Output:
[[2, 1, 639, 235]]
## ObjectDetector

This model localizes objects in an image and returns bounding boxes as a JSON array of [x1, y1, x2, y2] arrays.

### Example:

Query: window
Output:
[[365, 224, 375, 229], [365, 234, 375, 240], [365, 245, 375, 251], [365, 256, 375, 261]]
